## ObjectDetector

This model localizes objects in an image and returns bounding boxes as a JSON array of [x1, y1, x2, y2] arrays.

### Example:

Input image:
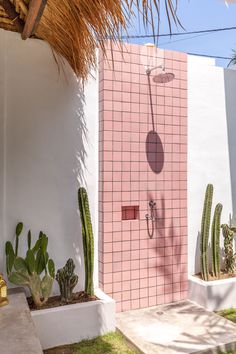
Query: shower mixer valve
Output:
[[145, 200, 157, 221]]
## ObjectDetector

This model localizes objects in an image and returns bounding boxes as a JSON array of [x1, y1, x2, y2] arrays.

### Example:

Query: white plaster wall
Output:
[[188, 55, 236, 275], [0, 29, 99, 292]]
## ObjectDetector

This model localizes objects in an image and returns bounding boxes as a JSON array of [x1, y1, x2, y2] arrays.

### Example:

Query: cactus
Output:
[[5, 223, 55, 308], [221, 224, 236, 274], [78, 187, 94, 296], [200, 184, 213, 281], [56, 259, 78, 303], [211, 203, 223, 278]]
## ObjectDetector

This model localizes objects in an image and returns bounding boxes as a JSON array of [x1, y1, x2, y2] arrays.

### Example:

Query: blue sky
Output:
[[127, 0, 236, 67]]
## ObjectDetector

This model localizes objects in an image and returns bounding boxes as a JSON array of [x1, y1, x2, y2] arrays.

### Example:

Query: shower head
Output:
[[146, 65, 175, 83], [152, 72, 175, 83]]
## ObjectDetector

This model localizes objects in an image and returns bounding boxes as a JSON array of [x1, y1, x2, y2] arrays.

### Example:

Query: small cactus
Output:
[[56, 259, 78, 303], [200, 184, 213, 281], [5, 223, 55, 308], [211, 203, 223, 278], [78, 187, 94, 296], [222, 224, 236, 274]]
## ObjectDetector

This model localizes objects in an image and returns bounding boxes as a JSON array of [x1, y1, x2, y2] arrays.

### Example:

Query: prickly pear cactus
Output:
[[221, 224, 236, 274], [200, 184, 213, 281], [78, 187, 94, 296], [56, 258, 78, 303], [5, 223, 55, 308], [211, 203, 223, 278]]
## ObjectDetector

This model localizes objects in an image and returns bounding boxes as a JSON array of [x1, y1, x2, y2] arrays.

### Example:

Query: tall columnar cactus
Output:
[[200, 184, 213, 281], [5, 223, 55, 308], [56, 259, 78, 303], [211, 203, 223, 278], [221, 224, 236, 274], [78, 188, 94, 296]]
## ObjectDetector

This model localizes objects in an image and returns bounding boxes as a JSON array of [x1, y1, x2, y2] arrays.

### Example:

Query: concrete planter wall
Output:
[[189, 275, 236, 311], [31, 289, 116, 350]]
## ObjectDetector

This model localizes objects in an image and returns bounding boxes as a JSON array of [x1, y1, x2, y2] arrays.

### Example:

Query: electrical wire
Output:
[[121, 25, 236, 40], [119, 26, 234, 61], [187, 52, 231, 60]]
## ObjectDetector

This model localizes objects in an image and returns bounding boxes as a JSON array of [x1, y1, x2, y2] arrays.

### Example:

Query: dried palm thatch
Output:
[[0, 0, 180, 79]]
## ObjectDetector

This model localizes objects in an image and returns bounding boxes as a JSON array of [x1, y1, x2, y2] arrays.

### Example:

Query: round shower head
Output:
[[152, 72, 175, 83]]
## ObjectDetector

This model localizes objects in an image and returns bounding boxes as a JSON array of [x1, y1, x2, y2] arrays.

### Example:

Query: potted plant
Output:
[[189, 184, 236, 311]]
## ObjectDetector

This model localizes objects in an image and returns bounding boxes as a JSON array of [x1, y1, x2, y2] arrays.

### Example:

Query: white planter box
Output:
[[31, 289, 116, 350], [189, 275, 236, 311]]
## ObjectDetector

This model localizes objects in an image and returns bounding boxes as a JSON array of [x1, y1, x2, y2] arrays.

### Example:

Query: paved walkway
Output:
[[116, 300, 236, 354], [0, 288, 43, 354]]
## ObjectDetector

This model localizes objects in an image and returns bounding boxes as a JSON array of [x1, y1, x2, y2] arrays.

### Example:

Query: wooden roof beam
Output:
[[22, 0, 47, 40], [0, 0, 24, 33]]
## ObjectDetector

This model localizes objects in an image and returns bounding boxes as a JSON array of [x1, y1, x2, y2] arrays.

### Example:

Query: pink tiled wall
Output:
[[99, 42, 188, 312]]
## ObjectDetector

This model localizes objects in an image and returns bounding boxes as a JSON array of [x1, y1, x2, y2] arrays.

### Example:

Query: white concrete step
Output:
[[0, 288, 43, 354], [116, 300, 236, 354]]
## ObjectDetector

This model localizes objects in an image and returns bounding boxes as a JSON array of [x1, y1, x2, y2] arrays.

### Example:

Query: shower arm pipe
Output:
[[147, 73, 155, 132], [146, 64, 164, 76]]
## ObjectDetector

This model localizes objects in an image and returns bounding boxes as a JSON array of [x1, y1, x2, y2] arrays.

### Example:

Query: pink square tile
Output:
[[173, 292, 181, 302], [113, 252, 122, 262], [113, 292, 122, 302], [131, 269, 140, 279], [123, 281, 131, 291], [140, 298, 149, 308], [149, 296, 157, 307], [113, 272, 122, 282], [140, 288, 148, 298], [123, 270, 131, 281], [103, 253, 112, 263], [113, 282, 122, 292], [104, 273, 113, 283], [131, 299, 140, 310], [131, 289, 140, 300], [131, 279, 139, 289], [122, 301, 131, 311], [113, 262, 122, 272], [104, 284, 112, 294], [122, 241, 131, 251], [165, 293, 173, 303]]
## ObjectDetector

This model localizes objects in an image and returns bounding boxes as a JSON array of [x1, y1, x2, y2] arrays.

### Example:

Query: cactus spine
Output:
[[56, 259, 78, 303], [200, 184, 213, 281], [211, 203, 223, 278], [78, 188, 94, 296]]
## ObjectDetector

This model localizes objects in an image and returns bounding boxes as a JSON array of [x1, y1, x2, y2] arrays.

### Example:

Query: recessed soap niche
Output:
[[121, 206, 139, 220]]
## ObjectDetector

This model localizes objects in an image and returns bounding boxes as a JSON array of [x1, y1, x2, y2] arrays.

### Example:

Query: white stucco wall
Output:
[[0, 29, 99, 292], [188, 55, 236, 275]]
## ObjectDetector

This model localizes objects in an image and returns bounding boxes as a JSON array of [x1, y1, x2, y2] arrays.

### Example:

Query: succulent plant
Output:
[[211, 203, 223, 278], [78, 187, 94, 296], [200, 184, 213, 281], [56, 258, 78, 303], [5, 222, 55, 308]]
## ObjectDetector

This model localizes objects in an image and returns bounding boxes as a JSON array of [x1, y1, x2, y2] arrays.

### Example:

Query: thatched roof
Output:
[[0, 0, 179, 79]]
